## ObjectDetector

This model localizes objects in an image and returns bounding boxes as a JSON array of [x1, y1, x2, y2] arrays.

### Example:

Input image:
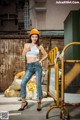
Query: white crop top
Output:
[[26, 45, 39, 57]]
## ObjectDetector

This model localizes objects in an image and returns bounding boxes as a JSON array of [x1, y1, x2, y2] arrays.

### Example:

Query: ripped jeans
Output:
[[20, 61, 43, 100]]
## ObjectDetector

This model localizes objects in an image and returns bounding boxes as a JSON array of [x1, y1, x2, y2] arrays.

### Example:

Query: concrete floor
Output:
[[0, 92, 80, 120]]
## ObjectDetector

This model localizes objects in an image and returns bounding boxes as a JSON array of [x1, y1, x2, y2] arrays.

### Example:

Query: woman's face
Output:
[[31, 34, 38, 44]]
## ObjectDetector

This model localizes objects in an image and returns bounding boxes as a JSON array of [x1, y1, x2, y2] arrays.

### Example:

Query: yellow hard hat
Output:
[[30, 28, 40, 36]]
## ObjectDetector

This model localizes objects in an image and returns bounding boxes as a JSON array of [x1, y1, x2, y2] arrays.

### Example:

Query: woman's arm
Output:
[[39, 45, 48, 63], [22, 44, 30, 57]]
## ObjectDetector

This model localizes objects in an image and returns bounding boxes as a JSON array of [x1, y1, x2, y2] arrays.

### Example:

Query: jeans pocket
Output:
[[35, 61, 41, 66]]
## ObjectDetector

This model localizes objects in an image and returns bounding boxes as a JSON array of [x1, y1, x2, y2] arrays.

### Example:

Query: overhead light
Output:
[[35, 7, 47, 12]]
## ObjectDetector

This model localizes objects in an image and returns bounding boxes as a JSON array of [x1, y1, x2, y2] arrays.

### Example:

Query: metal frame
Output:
[[46, 47, 60, 118], [60, 42, 80, 119], [61, 42, 80, 103]]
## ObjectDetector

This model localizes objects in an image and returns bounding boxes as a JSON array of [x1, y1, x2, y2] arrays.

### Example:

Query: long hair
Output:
[[27, 35, 40, 46]]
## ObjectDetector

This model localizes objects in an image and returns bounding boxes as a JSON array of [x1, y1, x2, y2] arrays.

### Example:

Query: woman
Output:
[[18, 28, 48, 111]]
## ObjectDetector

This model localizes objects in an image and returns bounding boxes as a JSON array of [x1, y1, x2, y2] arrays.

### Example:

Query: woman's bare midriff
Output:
[[26, 57, 39, 63]]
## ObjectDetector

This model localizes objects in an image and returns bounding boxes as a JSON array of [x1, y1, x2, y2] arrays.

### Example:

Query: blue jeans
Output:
[[20, 61, 43, 100]]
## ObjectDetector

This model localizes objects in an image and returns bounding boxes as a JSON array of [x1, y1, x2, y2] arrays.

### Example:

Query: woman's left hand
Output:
[[39, 61, 42, 66]]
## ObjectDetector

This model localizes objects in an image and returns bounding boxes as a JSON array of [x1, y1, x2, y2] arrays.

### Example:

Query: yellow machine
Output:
[[46, 42, 80, 119]]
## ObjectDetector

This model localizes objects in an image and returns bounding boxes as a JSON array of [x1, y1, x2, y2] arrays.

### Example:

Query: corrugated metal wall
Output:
[[0, 37, 26, 91]]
